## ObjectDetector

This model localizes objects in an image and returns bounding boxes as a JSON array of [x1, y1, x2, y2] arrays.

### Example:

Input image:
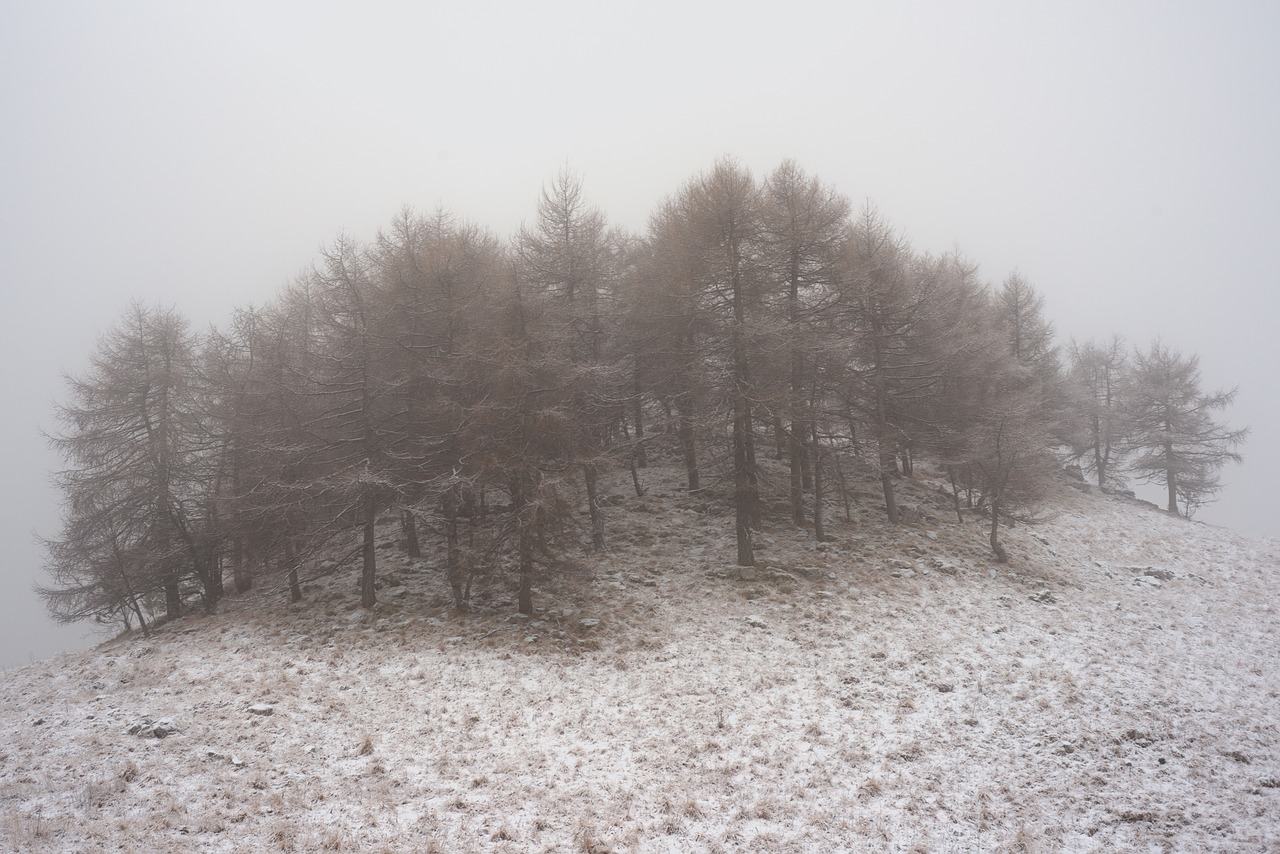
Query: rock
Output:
[[129, 717, 177, 738], [1121, 729, 1156, 748], [248, 704, 274, 717], [928, 558, 958, 575], [745, 615, 767, 629], [578, 619, 600, 630], [1029, 590, 1057, 605], [1064, 463, 1084, 481], [382, 573, 401, 587], [1101, 485, 1137, 500]]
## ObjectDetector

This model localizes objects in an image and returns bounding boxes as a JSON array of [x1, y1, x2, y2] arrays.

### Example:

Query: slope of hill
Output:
[[2, 463, 1278, 853]]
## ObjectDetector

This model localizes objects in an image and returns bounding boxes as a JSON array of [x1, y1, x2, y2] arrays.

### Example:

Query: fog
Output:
[[2, 1, 1276, 669]]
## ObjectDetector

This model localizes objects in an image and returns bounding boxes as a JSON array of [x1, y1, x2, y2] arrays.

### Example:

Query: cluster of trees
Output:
[[39, 159, 1246, 633], [1068, 336, 1248, 516]]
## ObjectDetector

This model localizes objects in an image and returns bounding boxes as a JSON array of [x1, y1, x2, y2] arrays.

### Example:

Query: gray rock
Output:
[[248, 704, 274, 716], [745, 615, 767, 629], [129, 717, 177, 738]]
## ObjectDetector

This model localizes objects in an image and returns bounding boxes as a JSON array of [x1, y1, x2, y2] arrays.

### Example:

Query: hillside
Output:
[[2, 463, 1278, 853]]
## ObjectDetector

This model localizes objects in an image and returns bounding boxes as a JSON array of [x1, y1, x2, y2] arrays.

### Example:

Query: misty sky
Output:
[[3, 1, 1277, 669]]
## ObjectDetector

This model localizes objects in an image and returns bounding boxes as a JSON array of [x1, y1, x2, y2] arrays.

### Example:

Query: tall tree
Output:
[[684, 157, 765, 566], [43, 304, 211, 623], [517, 170, 619, 550], [1122, 340, 1247, 516], [761, 160, 850, 529], [837, 204, 924, 524]]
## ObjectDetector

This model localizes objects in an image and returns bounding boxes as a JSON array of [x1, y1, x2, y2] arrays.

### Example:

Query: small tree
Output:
[[1122, 340, 1247, 517], [1068, 335, 1128, 489]]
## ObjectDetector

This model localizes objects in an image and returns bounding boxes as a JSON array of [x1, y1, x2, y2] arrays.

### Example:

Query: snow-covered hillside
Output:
[[2, 465, 1278, 853]]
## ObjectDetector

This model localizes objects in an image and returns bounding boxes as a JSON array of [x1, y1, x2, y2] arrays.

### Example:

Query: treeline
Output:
[[39, 158, 1247, 634]]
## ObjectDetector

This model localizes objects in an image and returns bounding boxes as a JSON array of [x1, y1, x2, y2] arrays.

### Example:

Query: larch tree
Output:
[[43, 304, 210, 623], [682, 157, 766, 567], [836, 203, 924, 524], [1122, 340, 1247, 517], [517, 169, 619, 550], [760, 159, 850, 530], [1068, 335, 1129, 489]]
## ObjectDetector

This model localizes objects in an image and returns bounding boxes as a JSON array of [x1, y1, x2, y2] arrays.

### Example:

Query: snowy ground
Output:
[[2, 462, 1278, 853]]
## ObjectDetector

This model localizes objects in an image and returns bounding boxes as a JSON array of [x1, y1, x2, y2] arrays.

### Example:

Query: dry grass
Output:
[[0, 462, 1277, 851]]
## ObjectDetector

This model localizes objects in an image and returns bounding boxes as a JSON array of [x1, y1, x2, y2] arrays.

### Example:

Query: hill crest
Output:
[[3, 464, 1278, 852]]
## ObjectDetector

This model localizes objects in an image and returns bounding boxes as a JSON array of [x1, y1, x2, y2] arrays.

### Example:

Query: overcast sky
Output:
[[3, 1, 1276, 669]]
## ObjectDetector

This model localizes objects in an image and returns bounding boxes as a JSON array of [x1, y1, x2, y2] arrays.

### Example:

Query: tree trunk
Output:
[[231, 538, 252, 593], [286, 539, 302, 603], [512, 479, 535, 616], [678, 394, 699, 491], [790, 418, 805, 527], [360, 491, 377, 608], [444, 486, 464, 610], [989, 499, 1008, 563], [811, 418, 825, 543], [163, 560, 181, 621], [948, 466, 965, 525], [629, 457, 645, 497], [746, 421, 762, 530], [401, 509, 421, 558], [584, 464, 605, 550], [733, 398, 756, 567], [879, 432, 900, 525], [833, 450, 853, 522], [1093, 414, 1105, 488], [632, 374, 647, 468]]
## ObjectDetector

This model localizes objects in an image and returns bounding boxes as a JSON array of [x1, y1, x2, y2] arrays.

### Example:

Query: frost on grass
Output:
[[1, 464, 1278, 852]]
